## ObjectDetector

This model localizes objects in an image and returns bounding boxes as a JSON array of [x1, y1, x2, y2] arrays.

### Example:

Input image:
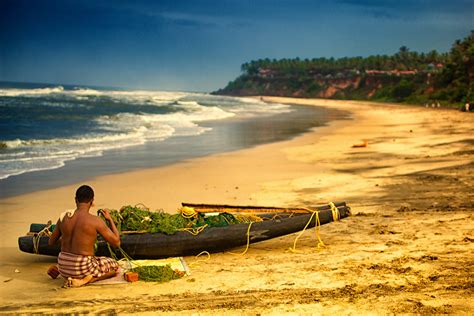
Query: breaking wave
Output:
[[0, 86, 292, 179]]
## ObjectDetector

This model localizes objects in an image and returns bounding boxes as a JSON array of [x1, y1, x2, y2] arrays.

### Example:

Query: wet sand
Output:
[[0, 97, 473, 314]]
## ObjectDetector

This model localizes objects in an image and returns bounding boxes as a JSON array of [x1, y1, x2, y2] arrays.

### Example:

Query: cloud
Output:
[[365, 8, 397, 19], [335, 0, 472, 23], [156, 12, 226, 29], [337, 0, 472, 14], [95, 1, 252, 30]]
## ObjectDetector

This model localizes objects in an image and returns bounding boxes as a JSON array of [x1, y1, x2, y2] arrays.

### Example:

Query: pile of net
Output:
[[103, 205, 260, 235], [131, 264, 185, 282]]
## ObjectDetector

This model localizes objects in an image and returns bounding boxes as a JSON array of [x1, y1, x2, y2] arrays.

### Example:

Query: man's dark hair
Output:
[[75, 185, 94, 203]]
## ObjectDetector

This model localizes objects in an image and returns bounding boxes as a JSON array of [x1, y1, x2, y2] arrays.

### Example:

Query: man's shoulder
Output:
[[83, 212, 103, 225]]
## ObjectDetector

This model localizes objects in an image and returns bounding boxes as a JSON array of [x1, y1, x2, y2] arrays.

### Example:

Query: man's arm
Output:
[[48, 219, 61, 245], [96, 209, 121, 247]]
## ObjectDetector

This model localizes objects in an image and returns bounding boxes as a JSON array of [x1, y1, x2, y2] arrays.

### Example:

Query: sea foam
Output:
[[0, 86, 65, 97], [0, 87, 292, 180]]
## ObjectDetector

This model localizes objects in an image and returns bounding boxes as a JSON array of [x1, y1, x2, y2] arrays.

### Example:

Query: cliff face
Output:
[[214, 32, 473, 106], [215, 71, 430, 103]]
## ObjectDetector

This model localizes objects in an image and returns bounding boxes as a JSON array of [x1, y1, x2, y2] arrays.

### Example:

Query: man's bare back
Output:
[[48, 185, 120, 287], [54, 207, 120, 256]]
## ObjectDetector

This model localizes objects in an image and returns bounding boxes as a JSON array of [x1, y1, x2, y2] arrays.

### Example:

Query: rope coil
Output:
[[180, 206, 198, 219]]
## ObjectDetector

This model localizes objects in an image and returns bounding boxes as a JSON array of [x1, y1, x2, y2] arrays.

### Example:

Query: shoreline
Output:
[[0, 103, 348, 199], [1, 97, 472, 313], [0, 102, 350, 248]]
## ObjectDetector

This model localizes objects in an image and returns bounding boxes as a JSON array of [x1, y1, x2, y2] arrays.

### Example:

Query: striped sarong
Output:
[[58, 251, 119, 279]]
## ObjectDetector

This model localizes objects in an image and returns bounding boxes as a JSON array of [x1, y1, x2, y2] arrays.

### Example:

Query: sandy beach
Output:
[[0, 97, 473, 314]]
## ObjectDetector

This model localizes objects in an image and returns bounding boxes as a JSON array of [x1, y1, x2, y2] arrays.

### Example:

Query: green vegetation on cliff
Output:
[[215, 32, 473, 107]]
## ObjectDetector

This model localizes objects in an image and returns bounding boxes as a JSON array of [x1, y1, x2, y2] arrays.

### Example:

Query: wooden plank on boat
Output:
[[182, 201, 347, 214]]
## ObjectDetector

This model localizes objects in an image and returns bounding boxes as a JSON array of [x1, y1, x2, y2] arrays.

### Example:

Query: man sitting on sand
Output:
[[48, 185, 121, 287]]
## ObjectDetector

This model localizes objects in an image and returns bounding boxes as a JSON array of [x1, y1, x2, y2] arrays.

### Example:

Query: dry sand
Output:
[[0, 97, 473, 314]]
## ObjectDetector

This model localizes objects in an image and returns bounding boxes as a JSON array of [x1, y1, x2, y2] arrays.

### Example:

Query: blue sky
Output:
[[1, 0, 472, 92]]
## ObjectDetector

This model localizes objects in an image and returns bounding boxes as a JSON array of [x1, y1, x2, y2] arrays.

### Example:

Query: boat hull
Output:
[[18, 204, 350, 259]]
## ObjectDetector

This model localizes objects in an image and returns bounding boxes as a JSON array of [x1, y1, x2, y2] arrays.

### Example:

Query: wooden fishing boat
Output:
[[18, 202, 350, 259]]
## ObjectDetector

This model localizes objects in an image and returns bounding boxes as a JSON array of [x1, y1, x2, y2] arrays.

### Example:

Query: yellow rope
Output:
[[180, 222, 254, 268], [188, 251, 211, 267], [270, 214, 283, 220], [178, 224, 208, 235], [33, 226, 52, 254], [288, 208, 325, 253], [228, 222, 254, 256], [329, 202, 340, 221], [180, 206, 198, 219], [313, 211, 326, 249], [176, 206, 209, 235]]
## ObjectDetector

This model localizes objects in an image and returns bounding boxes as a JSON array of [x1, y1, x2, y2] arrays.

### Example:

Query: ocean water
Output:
[[0, 82, 294, 179], [0, 82, 349, 197]]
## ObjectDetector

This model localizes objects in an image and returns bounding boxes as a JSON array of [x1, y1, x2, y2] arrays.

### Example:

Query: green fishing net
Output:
[[131, 264, 184, 282], [103, 205, 243, 235], [97, 206, 262, 282]]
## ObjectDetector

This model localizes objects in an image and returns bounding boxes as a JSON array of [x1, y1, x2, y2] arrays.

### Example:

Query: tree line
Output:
[[241, 47, 448, 75], [216, 31, 473, 106]]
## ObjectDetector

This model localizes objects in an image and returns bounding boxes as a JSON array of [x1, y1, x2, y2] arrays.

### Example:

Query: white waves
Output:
[[0, 86, 65, 97], [0, 87, 293, 180]]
